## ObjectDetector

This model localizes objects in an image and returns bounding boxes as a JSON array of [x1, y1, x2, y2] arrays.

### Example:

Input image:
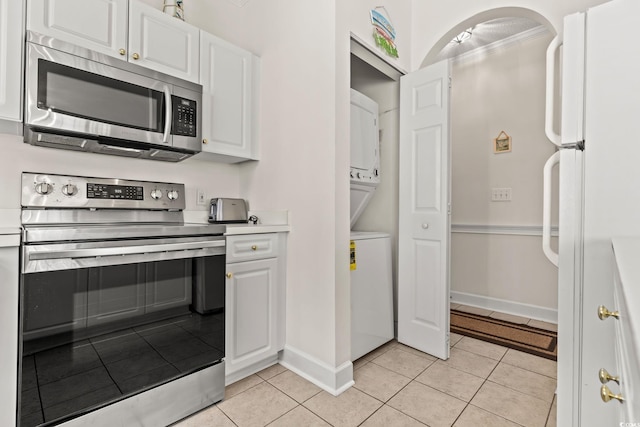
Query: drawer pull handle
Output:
[[597, 305, 619, 320], [599, 368, 620, 385], [251, 245, 257, 251], [226, 272, 232, 279], [600, 384, 624, 403]]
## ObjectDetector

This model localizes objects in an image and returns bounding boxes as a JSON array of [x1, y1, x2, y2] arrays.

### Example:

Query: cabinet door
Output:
[[128, 1, 199, 83], [87, 263, 146, 327], [200, 31, 256, 161], [27, 0, 128, 59], [145, 259, 192, 313], [0, 0, 23, 121], [225, 258, 278, 375]]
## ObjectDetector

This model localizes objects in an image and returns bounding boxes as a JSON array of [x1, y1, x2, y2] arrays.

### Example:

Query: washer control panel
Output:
[[21, 172, 185, 210]]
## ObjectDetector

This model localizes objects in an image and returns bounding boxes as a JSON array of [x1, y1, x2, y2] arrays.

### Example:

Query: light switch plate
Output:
[[491, 187, 512, 202]]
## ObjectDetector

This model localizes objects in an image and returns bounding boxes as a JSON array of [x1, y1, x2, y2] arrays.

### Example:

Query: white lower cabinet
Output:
[[225, 233, 285, 384], [0, 232, 20, 427]]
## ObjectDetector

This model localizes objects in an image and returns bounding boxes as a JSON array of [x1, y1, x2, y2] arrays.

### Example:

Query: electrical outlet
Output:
[[491, 187, 512, 202], [196, 189, 207, 206]]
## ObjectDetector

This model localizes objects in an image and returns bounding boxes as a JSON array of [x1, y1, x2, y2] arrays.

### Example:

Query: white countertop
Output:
[[224, 223, 290, 235], [184, 209, 291, 236], [0, 228, 20, 248]]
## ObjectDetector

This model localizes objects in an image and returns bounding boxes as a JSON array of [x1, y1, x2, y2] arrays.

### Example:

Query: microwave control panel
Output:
[[172, 96, 197, 137]]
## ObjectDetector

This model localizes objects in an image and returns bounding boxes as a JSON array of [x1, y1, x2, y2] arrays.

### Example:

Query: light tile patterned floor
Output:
[[174, 316, 558, 427]]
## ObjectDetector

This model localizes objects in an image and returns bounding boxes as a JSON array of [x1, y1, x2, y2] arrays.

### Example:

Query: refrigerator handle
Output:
[[542, 151, 560, 266], [545, 35, 563, 147]]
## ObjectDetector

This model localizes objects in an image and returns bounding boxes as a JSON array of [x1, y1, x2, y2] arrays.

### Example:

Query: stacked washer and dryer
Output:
[[349, 89, 394, 361]]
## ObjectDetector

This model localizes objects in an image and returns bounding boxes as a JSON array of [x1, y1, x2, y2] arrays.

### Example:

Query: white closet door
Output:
[[397, 60, 451, 360]]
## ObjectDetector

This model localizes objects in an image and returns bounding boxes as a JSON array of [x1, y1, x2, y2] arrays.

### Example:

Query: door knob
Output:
[[132, 53, 140, 60], [599, 368, 620, 384], [119, 48, 126, 55], [422, 223, 429, 229], [226, 272, 232, 279], [598, 305, 619, 320], [251, 245, 257, 251], [600, 384, 624, 403]]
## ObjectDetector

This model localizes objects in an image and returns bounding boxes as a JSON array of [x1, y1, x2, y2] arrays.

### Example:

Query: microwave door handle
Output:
[[163, 86, 172, 143]]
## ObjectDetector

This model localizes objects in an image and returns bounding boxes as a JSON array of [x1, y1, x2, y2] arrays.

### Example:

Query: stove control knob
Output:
[[167, 190, 179, 200], [151, 189, 163, 200], [62, 184, 78, 196], [35, 182, 53, 195]]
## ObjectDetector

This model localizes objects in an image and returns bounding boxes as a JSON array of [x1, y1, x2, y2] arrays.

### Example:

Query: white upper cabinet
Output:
[[0, 0, 24, 122], [27, 0, 200, 83], [128, 1, 199, 83], [199, 31, 259, 162], [27, 0, 127, 59]]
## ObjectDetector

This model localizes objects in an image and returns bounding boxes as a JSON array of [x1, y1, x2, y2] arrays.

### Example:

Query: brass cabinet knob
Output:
[[119, 48, 126, 55], [598, 305, 620, 320], [226, 272, 232, 279], [203, 139, 208, 144], [599, 368, 620, 384], [132, 52, 140, 60], [600, 384, 624, 403], [251, 245, 257, 251]]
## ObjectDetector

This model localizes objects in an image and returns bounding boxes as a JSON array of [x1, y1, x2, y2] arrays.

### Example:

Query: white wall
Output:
[[449, 32, 559, 316], [0, 135, 239, 225], [171, 0, 352, 388]]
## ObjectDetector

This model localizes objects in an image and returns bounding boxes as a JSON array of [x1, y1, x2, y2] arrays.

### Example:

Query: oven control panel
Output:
[[21, 173, 186, 210]]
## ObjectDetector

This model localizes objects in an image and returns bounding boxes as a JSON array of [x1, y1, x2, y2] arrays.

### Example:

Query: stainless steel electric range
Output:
[[18, 172, 226, 427]]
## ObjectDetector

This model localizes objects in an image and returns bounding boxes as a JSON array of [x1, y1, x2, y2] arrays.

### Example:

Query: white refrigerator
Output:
[[544, 0, 640, 425]]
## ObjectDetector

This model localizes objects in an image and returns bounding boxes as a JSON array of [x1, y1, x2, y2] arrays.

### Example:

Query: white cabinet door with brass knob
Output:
[[128, 0, 199, 83], [224, 233, 286, 385], [198, 30, 259, 162], [27, 0, 199, 83], [27, 0, 128, 59]]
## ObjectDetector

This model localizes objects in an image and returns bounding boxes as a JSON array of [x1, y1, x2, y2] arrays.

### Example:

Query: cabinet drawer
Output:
[[226, 233, 279, 263]]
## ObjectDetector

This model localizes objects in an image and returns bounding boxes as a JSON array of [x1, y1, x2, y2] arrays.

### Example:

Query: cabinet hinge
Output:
[[448, 76, 452, 89]]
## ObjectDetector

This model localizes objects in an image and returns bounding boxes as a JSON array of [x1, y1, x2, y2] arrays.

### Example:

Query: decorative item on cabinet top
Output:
[[163, 0, 184, 20], [370, 7, 398, 58]]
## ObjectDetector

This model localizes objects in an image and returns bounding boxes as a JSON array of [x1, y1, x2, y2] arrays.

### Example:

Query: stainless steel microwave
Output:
[[24, 32, 202, 162]]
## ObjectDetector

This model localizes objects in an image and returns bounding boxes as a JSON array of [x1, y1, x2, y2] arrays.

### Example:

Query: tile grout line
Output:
[[448, 335, 515, 426]]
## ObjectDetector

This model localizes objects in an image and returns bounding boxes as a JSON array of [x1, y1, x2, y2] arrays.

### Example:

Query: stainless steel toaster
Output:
[[208, 198, 248, 223]]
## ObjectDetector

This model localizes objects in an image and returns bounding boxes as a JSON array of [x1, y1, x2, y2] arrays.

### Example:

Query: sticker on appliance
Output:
[[350, 240, 357, 270]]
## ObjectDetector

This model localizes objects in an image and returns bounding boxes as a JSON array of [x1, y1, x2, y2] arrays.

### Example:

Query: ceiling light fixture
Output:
[[451, 28, 473, 44]]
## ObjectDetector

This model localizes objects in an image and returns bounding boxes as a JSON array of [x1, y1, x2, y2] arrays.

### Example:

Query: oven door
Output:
[[19, 235, 225, 427]]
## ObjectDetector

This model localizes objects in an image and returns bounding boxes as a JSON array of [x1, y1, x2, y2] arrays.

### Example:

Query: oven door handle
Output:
[[29, 240, 225, 261]]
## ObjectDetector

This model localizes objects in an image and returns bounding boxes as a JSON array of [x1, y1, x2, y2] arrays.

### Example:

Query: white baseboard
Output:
[[450, 291, 557, 324], [225, 354, 279, 386], [279, 345, 354, 396]]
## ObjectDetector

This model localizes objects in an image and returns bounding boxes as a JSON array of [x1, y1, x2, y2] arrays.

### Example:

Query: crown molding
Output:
[[452, 25, 550, 65]]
